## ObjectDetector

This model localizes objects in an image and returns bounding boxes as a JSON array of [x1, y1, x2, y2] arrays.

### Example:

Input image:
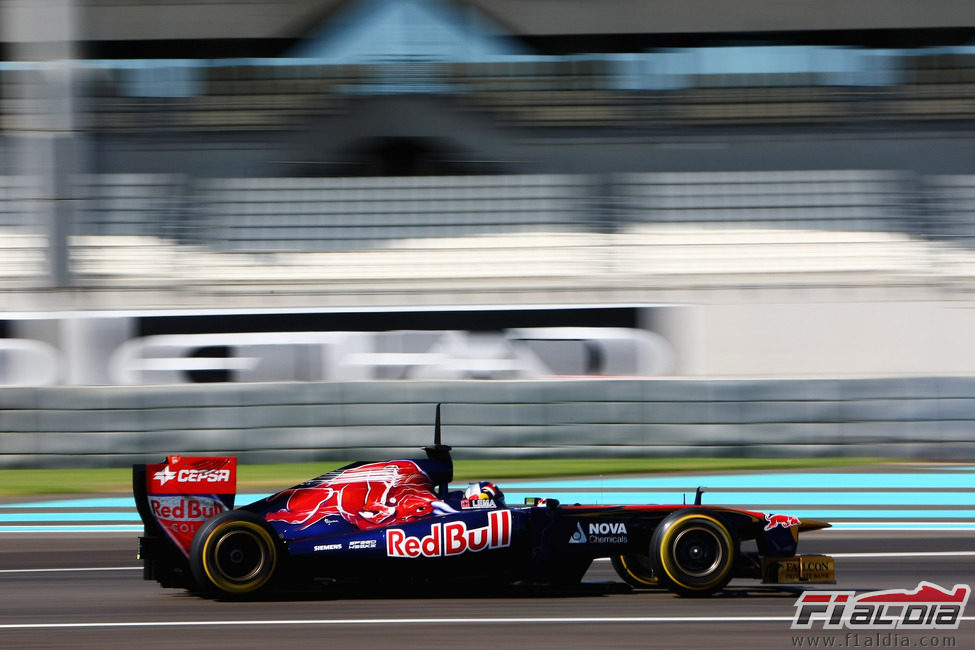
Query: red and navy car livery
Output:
[[133, 408, 833, 598]]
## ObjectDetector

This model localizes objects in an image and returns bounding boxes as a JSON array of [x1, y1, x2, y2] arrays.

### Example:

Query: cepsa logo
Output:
[[792, 582, 970, 630], [387, 510, 511, 558], [153, 466, 231, 486], [146, 457, 236, 496]]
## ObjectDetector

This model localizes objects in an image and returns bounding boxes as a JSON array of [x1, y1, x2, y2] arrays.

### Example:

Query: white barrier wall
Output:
[[2, 377, 973, 468]]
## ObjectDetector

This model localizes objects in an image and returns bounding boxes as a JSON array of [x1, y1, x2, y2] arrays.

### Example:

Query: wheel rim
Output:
[[213, 529, 267, 583], [201, 520, 277, 593], [671, 526, 723, 578]]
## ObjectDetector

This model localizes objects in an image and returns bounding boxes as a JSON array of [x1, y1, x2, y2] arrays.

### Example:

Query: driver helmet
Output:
[[464, 481, 505, 508]]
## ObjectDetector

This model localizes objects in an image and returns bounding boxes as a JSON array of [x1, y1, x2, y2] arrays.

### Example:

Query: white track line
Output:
[[831, 550, 975, 558], [0, 617, 814, 630], [0, 566, 141, 574], [7, 551, 975, 574], [594, 551, 975, 562], [1, 616, 974, 630]]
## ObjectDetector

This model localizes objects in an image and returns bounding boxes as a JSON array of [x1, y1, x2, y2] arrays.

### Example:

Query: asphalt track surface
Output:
[[3, 468, 975, 649], [1, 531, 974, 649]]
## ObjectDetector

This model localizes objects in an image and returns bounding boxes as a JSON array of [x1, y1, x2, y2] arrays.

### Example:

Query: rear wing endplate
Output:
[[133, 456, 237, 556]]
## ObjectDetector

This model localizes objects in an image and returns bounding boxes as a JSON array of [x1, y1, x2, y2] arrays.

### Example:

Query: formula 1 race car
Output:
[[133, 406, 834, 598]]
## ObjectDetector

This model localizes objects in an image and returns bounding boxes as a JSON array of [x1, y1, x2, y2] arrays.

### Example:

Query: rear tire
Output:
[[189, 510, 280, 597], [651, 510, 736, 597]]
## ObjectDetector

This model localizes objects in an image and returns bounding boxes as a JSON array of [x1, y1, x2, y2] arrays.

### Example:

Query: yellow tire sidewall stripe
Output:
[[201, 519, 277, 594], [618, 555, 658, 586], [656, 513, 733, 592]]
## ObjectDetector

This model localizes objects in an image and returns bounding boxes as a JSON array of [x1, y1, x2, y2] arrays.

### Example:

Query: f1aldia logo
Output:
[[792, 582, 970, 630]]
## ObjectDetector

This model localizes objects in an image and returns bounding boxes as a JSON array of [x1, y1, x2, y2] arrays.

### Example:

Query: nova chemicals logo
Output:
[[568, 522, 628, 544], [792, 582, 970, 630], [569, 523, 587, 544], [153, 465, 176, 486]]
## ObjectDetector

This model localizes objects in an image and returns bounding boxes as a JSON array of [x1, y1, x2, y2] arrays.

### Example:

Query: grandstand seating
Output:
[[8, 45, 975, 291], [197, 175, 587, 251], [2, 46, 970, 134], [1, 170, 968, 290], [0, 232, 46, 284]]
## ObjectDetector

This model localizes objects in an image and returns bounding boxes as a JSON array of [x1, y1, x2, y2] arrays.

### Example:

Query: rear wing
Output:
[[133, 456, 237, 556]]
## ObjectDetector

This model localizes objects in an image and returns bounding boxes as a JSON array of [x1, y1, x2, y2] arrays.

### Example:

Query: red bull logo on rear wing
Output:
[[141, 456, 236, 556]]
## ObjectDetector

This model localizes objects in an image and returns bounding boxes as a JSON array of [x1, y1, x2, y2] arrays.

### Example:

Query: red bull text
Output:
[[386, 510, 512, 558]]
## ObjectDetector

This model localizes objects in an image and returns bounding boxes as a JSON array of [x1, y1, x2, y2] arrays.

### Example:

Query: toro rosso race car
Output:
[[133, 407, 834, 598]]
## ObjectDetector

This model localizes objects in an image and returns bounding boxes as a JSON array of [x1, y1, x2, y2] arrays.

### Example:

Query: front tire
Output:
[[190, 510, 280, 597], [611, 553, 659, 588], [651, 510, 736, 597]]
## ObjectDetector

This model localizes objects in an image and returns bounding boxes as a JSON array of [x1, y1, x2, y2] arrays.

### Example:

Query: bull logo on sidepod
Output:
[[764, 513, 802, 531], [265, 460, 452, 530]]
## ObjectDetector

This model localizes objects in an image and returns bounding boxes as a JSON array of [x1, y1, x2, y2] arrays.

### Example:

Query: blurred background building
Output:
[[5, 0, 975, 385]]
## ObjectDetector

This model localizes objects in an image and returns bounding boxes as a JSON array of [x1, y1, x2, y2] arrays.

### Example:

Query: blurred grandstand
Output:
[[4, 0, 975, 380]]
